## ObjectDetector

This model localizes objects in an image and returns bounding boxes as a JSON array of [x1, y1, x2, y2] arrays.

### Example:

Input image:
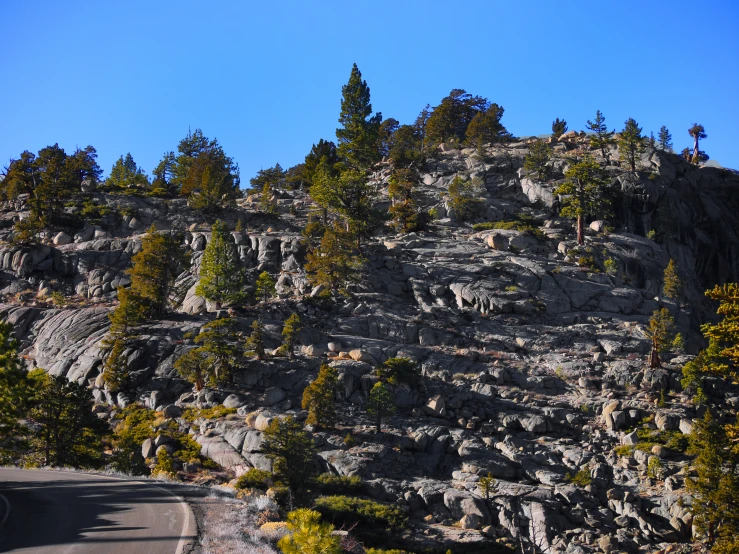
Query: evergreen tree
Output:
[[377, 357, 421, 386], [151, 151, 176, 194], [277, 509, 342, 554], [305, 226, 365, 294], [554, 154, 611, 245], [26, 370, 107, 467], [302, 365, 338, 428], [426, 89, 489, 145], [193, 317, 241, 384], [388, 124, 425, 169], [128, 226, 188, 318], [260, 181, 276, 214], [367, 381, 396, 433], [645, 308, 675, 368], [688, 123, 709, 164], [0, 150, 37, 201], [658, 126, 673, 152], [281, 313, 301, 360], [107, 153, 149, 190], [196, 220, 245, 309], [378, 117, 400, 157], [663, 259, 682, 300], [465, 104, 511, 152], [336, 63, 383, 170], [102, 336, 130, 393], [523, 139, 552, 180], [0, 321, 30, 463], [701, 283, 739, 379], [244, 319, 266, 360], [304, 140, 339, 188], [447, 176, 484, 222], [174, 348, 208, 391], [551, 118, 568, 139], [262, 416, 317, 490], [618, 118, 647, 173], [388, 168, 425, 233], [172, 128, 239, 203], [108, 287, 146, 337], [255, 271, 276, 303], [249, 163, 286, 194], [586, 110, 615, 160], [687, 411, 739, 549]]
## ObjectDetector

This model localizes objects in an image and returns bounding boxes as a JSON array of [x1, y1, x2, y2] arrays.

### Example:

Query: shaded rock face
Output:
[[1, 141, 737, 553]]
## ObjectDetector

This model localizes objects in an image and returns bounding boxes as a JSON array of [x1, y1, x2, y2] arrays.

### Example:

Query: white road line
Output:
[[0, 492, 10, 528]]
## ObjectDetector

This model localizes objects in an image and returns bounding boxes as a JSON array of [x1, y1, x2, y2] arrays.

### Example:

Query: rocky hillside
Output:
[[2, 135, 739, 553]]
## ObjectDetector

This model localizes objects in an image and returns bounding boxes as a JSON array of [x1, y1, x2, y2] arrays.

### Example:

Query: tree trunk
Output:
[[693, 135, 700, 160], [577, 215, 584, 245], [648, 346, 661, 368]]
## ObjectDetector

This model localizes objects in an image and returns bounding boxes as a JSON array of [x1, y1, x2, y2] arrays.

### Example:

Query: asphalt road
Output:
[[0, 468, 196, 554]]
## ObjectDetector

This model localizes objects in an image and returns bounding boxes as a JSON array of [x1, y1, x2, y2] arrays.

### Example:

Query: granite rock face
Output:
[[2, 140, 738, 553]]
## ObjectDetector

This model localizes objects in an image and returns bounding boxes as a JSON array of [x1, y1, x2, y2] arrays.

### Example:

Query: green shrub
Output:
[[472, 222, 495, 231], [604, 258, 618, 276], [577, 256, 599, 272], [313, 473, 363, 494], [647, 457, 663, 479], [343, 433, 356, 447], [314, 495, 408, 531], [235, 468, 273, 490], [182, 406, 237, 422], [614, 445, 634, 457], [566, 467, 592, 487]]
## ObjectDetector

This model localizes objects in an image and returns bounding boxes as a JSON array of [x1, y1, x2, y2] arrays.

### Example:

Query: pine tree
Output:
[[262, 416, 317, 490], [701, 283, 739, 379], [618, 118, 647, 173], [260, 181, 276, 214], [447, 176, 484, 222], [304, 140, 339, 188], [151, 151, 176, 194], [107, 153, 149, 190], [277, 509, 342, 554], [281, 313, 301, 360], [388, 124, 425, 169], [26, 371, 107, 467], [388, 168, 425, 233], [645, 308, 675, 368], [193, 317, 241, 384], [586, 110, 615, 161], [426, 89, 489, 145], [465, 104, 511, 152], [523, 139, 552, 180], [377, 357, 421, 386], [367, 381, 396, 433], [244, 319, 266, 360], [302, 365, 338, 428], [255, 271, 275, 303], [658, 126, 673, 152], [551, 118, 568, 139], [687, 411, 739, 549], [336, 64, 383, 170], [128, 226, 188, 318], [688, 123, 709, 164], [196, 220, 245, 310], [174, 348, 208, 390], [305, 226, 365, 294], [663, 259, 682, 301], [108, 287, 146, 337], [102, 336, 130, 393], [554, 154, 611, 245], [0, 321, 30, 463]]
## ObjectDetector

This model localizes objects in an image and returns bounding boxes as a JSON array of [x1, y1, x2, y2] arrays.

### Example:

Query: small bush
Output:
[[313, 473, 363, 494], [314, 495, 408, 531], [182, 406, 237, 422], [343, 433, 356, 447], [614, 445, 634, 457], [566, 467, 592, 487], [647, 457, 663, 479], [577, 256, 599, 272], [604, 258, 618, 276], [235, 468, 273, 491], [505, 285, 519, 292]]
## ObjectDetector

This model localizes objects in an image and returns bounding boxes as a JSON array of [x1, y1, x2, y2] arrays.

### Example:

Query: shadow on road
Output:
[[0, 476, 191, 553]]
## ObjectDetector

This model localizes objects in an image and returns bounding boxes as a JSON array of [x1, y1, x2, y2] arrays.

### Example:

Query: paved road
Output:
[[0, 468, 196, 554]]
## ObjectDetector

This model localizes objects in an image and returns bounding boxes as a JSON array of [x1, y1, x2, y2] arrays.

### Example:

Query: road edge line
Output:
[[150, 483, 198, 554], [0, 492, 10, 528]]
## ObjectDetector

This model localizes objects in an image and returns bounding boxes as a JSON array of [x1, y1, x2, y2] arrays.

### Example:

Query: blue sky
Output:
[[1, 0, 738, 181]]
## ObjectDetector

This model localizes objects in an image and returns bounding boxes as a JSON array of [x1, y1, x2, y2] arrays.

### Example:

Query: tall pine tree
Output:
[[618, 118, 647, 173], [196, 220, 245, 309], [336, 64, 383, 171]]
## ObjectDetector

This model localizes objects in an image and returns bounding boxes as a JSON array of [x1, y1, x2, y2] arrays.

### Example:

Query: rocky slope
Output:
[[2, 136, 738, 553]]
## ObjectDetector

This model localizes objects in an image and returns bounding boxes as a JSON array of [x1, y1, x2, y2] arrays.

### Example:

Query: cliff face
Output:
[[1, 138, 738, 552]]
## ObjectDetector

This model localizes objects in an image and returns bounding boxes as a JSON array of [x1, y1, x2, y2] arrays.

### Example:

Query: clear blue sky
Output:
[[2, 0, 738, 182]]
